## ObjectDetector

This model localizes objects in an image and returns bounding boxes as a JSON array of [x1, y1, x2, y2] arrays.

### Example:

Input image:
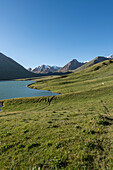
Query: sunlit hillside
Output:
[[0, 59, 113, 169]]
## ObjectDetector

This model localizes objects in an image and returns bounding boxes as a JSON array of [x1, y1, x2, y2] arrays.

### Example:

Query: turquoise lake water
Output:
[[0, 81, 58, 100]]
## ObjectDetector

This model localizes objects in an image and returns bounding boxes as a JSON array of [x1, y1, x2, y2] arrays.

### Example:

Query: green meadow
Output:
[[0, 59, 113, 169]]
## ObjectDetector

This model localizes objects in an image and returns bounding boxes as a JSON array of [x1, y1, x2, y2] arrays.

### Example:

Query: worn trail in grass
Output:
[[0, 59, 113, 169]]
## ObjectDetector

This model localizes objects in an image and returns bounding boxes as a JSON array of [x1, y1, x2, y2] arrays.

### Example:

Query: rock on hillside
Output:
[[0, 53, 37, 80], [59, 59, 84, 72]]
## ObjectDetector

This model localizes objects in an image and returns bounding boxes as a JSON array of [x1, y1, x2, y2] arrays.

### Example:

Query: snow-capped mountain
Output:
[[31, 65, 61, 73], [107, 54, 113, 59]]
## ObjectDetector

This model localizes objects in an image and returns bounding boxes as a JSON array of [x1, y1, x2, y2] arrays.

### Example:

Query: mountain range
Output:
[[29, 55, 113, 73], [0, 53, 68, 80], [30, 65, 61, 73], [0, 52, 113, 80]]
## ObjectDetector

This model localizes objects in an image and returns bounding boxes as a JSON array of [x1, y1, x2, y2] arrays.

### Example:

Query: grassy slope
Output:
[[74, 56, 109, 72], [0, 59, 113, 169]]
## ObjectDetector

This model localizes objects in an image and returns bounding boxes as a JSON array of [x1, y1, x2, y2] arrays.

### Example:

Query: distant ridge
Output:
[[59, 59, 84, 72], [0, 53, 37, 80], [74, 56, 109, 72], [107, 54, 113, 59], [32, 65, 61, 73]]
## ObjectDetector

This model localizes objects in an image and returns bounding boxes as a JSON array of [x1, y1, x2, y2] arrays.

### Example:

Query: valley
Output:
[[0, 59, 113, 169]]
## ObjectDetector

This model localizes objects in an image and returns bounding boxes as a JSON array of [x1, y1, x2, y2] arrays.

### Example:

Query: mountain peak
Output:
[[0, 53, 37, 80], [71, 59, 78, 62], [74, 55, 110, 72], [32, 65, 61, 73], [59, 59, 84, 72], [107, 54, 113, 59], [95, 56, 105, 60]]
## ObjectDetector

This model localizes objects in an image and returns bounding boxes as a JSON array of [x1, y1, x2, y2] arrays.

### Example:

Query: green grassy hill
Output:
[[0, 53, 37, 80], [28, 59, 113, 94], [0, 59, 113, 169], [74, 56, 109, 72]]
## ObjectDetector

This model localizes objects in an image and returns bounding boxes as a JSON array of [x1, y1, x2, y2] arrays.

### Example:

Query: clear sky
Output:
[[0, 0, 113, 68]]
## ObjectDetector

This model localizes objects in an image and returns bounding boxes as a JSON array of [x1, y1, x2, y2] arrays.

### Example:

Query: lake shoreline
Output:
[[0, 80, 59, 101], [27, 83, 62, 95], [0, 80, 60, 104]]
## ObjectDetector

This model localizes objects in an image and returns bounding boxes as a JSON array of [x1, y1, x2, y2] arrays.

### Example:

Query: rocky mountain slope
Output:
[[28, 55, 113, 74], [59, 59, 85, 72], [0, 53, 37, 80], [31, 65, 61, 73]]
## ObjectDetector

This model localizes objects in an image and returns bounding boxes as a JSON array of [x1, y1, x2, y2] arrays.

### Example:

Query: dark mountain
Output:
[[0, 53, 37, 80], [74, 56, 109, 72], [59, 59, 84, 72], [32, 65, 61, 73]]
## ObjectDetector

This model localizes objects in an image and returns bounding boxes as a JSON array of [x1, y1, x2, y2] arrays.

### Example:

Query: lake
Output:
[[0, 81, 59, 100]]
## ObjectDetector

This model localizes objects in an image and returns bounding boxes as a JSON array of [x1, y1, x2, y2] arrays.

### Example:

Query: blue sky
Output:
[[0, 0, 113, 68]]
